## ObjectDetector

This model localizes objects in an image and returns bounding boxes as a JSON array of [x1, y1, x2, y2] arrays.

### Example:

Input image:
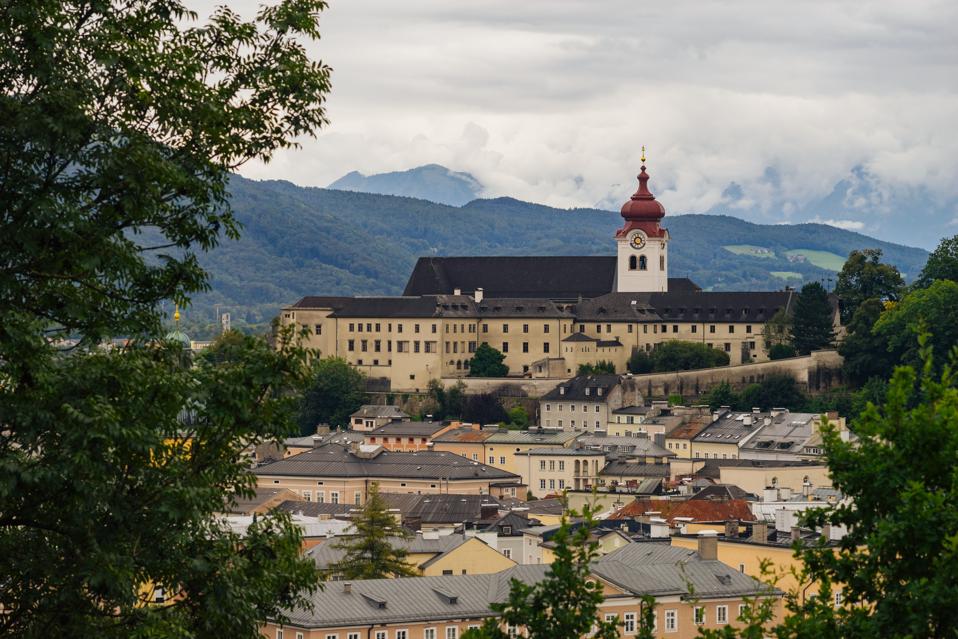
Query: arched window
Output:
[[629, 255, 637, 270], [638, 255, 648, 270], [455, 360, 462, 370]]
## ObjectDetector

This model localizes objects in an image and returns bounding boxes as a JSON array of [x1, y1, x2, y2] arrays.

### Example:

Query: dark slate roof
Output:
[[562, 332, 597, 342], [403, 256, 618, 299], [691, 484, 752, 501], [599, 461, 671, 478], [275, 500, 355, 517], [647, 290, 795, 323], [482, 511, 536, 535], [351, 405, 409, 419], [369, 421, 451, 437], [330, 295, 477, 319], [476, 298, 570, 318], [290, 296, 355, 309], [253, 444, 519, 481], [572, 293, 661, 322], [541, 374, 621, 401], [404, 494, 501, 524]]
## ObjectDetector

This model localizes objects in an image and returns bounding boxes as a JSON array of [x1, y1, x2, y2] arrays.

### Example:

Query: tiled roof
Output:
[[483, 430, 579, 445], [351, 405, 409, 419], [608, 498, 757, 524], [330, 295, 477, 319], [575, 435, 674, 458], [369, 421, 451, 437], [476, 298, 571, 318], [432, 427, 496, 444], [253, 444, 519, 482], [279, 542, 771, 628], [541, 374, 621, 401]]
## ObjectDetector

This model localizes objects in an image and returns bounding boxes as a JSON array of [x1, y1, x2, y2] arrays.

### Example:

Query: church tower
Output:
[[615, 150, 669, 292]]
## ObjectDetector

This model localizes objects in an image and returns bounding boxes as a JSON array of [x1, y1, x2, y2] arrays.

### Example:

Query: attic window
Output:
[[433, 589, 459, 605], [597, 388, 603, 396], [716, 574, 733, 586], [362, 594, 388, 609], [585, 388, 590, 396]]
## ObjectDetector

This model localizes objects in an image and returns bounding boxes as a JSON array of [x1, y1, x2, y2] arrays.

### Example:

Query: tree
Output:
[[298, 357, 367, 432], [793, 336, 958, 638], [873, 280, 958, 375], [426, 379, 466, 420], [738, 373, 807, 411], [507, 405, 530, 429], [328, 483, 418, 579], [915, 234, 958, 289], [650, 340, 729, 371], [469, 343, 509, 377], [628, 349, 653, 374], [0, 0, 331, 634], [835, 248, 905, 323], [837, 298, 893, 386], [578, 360, 616, 375], [789, 282, 836, 355], [768, 343, 797, 360], [763, 308, 792, 353], [462, 505, 645, 639], [463, 393, 509, 425], [704, 381, 738, 410]]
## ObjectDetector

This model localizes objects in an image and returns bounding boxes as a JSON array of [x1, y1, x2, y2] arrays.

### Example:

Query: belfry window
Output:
[[639, 255, 648, 270], [629, 255, 637, 270]]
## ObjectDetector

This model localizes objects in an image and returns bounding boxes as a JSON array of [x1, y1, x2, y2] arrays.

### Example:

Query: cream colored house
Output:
[[538, 374, 642, 432], [518, 447, 606, 498]]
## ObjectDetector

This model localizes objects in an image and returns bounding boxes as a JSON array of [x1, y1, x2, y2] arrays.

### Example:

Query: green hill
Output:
[[175, 175, 929, 335]]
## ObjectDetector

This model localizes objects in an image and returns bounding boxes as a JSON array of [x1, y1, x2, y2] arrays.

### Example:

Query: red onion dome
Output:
[[620, 165, 666, 221]]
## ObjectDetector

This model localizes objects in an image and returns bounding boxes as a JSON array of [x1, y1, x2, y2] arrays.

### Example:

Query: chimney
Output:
[[311, 435, 322, 447], [454, 288, 462, 296], [751, 407, 760, 414], [822, 523, 832, 541], [343, 582, 352, 594], [697, 530, 718, 560], [751, 521, 768, 543], [743, 415, 752, 426], [779, 487, 792, 501], [724, 519, 739, 539], [474, 288, 484, 303], [790, 526, 801, 542], [763, 487, 779, 503]]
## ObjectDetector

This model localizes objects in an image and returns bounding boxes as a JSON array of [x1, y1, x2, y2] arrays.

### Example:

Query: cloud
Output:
[[810, 217, 866, 231], [187, 0, 958, 246]]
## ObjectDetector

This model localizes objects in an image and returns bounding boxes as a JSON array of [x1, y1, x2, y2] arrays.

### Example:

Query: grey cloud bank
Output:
[[200, 0, 958, 248]]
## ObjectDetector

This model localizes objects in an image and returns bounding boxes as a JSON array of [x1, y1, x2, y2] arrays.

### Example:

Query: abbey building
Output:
[[281, 163, 798, 392]]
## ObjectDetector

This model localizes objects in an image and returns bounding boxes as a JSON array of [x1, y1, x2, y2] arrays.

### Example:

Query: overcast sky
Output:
[[203, 0, 957, 247]]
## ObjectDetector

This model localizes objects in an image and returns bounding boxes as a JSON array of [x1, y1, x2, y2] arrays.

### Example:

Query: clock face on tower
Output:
[[629, 232, 646, 250]]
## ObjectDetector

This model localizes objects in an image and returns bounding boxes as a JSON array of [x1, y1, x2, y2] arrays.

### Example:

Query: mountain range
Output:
[[328, 164, 482, 206], [175, 172, 930, 334]]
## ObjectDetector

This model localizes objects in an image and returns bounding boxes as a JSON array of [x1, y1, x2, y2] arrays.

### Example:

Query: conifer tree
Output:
[[790, 282, 836, 355], [469, 343, 509, 377], [328, 483, 418, 579]]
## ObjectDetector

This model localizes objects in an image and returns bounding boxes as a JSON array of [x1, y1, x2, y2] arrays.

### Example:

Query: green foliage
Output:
[[789, 282, 835, 355], [874, 280, 958, 375], [298, 357, 367, 432], [768, 343, 797, 360], [649, 340, 730, 372], [915, 234, 958, 288], [835, 248, 905, 323], [667, 393, 684, 406], [794, 336, 958, 637], [739, 374, 808, 411], [426, 380, 466, 420], [0, 0, 331, 635], [462, 505, 623, 639], [763, 308, 792, 353], [463, 393, 509, 425], [328, 483, 418, 579], [838, 298, 892, 386], [578, 360, 616, 374], [507, 405, 530, 429], [704, 381, 738, 410], [628, 349, 653, 374], [469, 343, 509, 377]]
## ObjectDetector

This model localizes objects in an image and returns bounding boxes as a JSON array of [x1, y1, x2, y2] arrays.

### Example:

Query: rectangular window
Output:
[[375, 633, 387, 639], [709, 325, 716, 333], [543, 342, 550, 353], [522, 342, 529, 353], [729, 324, 735, 333], [643, 324, 648, 334], [327, 634, 339, 639], [692, 325, 697, 333], [472, 453, 478, 461], [398, 324, 403, 333], [503, 323, 509, 333], [502, 342, 509, 353], [354, 492, 362, 505], [490, 456, 495, 464], [558, 479, 565, 489], [694, 606, 705, 625], [717, 605, 728, 624], [738, 604, 747, 620], [539, 479, 546, 489], [834, 590, 843, 607], [665, 609, 677, 632], [446, 627, 458, 639], [544, 324, 550, 333], [414, 324, 420, 333], [558, 460, 565, 471], [395, 631, 407, 639], [432, 323, 437, 333], [314, 324, 322, 335], [414, 340, 421, 353], [374, 339, 381, 352], [349, 323, 354, 332], [276, 630, 284, 639], [661, 323, 667, 333], [549, 479, 555, 489], [523, 324, 529, 333], [330, 492, 339, 504], [624, 612, 636, 634], [673, 324, 679, 333], [500, 456, 505, 464], [482, 323, 488, 333], [347, 339, 355, 351], [724, 342, 731, 352], [424, 630, 436, 639], [349, 634, 361, 639], [746, 324, 752, 333], [549, 460, 555, 471], [596, 324, 601, 333]]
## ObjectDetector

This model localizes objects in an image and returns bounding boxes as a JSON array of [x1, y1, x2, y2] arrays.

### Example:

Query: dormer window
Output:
[[585, 388, 590, 396], [597, 388, 603, 396], [560, 387, 565, 395]]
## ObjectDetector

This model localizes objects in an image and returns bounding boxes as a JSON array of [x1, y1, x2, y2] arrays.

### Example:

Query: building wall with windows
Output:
[[518, 449, 606, 498], [255, 475, 505, 506]]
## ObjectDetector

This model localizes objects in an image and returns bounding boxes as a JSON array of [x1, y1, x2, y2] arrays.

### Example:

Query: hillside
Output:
[[178, 175, 929, 334]]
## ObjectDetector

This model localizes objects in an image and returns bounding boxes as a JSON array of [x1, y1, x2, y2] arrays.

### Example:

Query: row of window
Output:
[[328, 321, 760, 338], [298, 490, 361, 505], [543, 419, 603, 429], [539, 478, 566, 490], [607, 603, 737, 633], [587, 323, 754, 335], [545, 404, 602, 412]]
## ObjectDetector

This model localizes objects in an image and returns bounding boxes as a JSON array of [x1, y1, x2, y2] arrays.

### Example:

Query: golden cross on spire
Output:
[[641, 145, 646, 164], [173, 303, 181, 324]]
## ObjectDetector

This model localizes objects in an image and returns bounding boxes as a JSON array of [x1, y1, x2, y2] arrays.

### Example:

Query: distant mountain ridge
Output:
[[178, 175, 929, 333], [328, 163, 482, 206]]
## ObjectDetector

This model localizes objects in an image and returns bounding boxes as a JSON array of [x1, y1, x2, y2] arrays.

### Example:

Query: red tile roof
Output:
[[608, 498, 756, 524]]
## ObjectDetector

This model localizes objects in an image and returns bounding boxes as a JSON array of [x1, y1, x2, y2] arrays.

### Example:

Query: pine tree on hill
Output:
[[790, 282, 836, 355], [328, 483, 418, 579]]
